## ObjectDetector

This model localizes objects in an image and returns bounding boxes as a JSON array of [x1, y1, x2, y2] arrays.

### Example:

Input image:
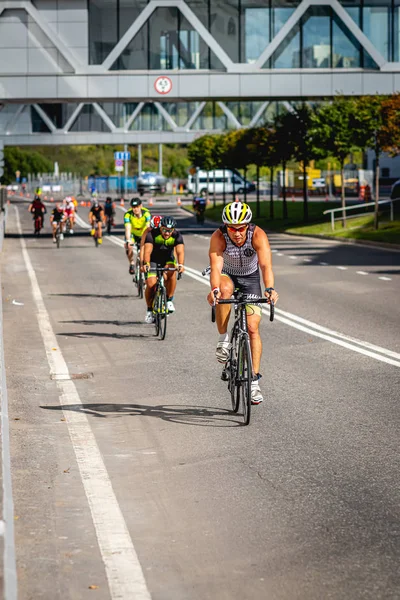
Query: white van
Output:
[[188, 169, 254, 196]]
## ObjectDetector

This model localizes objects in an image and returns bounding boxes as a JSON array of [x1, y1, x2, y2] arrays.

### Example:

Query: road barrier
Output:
[[323, 198, 399, 230]]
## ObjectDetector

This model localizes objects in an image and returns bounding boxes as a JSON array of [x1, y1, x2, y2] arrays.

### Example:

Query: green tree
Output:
[[352, 94, 400, 229], [246, 126, 277, 219], [3, 147, 53, 184], [312, 97, 359, 227], [282, 104, 319, 222]]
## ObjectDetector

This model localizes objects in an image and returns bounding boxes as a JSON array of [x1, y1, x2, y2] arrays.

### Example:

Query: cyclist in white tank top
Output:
[[207, 202, 279, 405]]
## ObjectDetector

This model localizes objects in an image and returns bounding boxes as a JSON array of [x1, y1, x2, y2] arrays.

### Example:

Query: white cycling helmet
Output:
[[222, 201, 252, 225]]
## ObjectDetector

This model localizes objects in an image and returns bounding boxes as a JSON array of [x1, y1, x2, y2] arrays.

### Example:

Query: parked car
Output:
[[188, 169, 255, 196], [137, 172, 167, 195]]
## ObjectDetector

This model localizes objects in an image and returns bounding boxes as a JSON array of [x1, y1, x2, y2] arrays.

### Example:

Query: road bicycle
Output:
[[133, 243, 145, 299], [91, 220, 103, 247], [150, 267, 181, 341], [212, 291, 274, 426], [33, 214, 43, 235], [106, 213, 114, 235], [54, 222, 63, 248]]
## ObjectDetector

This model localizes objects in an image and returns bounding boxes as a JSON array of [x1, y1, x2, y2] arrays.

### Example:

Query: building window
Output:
[[302, 7, 331, 68], [89, 0, 118, 64], [243, 6, 270, 64], [210, 0, 240, 62], [362, 0, 391, 60]]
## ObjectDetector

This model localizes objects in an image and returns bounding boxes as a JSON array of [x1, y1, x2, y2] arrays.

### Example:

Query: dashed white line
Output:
[[320, 262, 329, 266], [184, 264, 400, 368], [303, 258, 312, 262], [337, 266, 348, 270], [356, 271, 369, 276], [379, 276, 392, 281], [277, 253, 284, 257], [289, 256, 297, 260]]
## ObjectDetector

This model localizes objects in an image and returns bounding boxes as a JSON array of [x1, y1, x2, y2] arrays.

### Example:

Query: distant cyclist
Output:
[[50, 202, 65, 242], [142, 216, 184, 323], [64, 196, 75, 234], [207, 201, 279, 405], [29, 195, 46, 233], [104, 196, 115, 225], [89, 199, 104, 244], [124, 198, 151, 275]]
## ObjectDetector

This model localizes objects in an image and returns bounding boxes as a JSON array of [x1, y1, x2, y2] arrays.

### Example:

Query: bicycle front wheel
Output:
[[237, 337, 252, 425], [158, 287, 167, 340]]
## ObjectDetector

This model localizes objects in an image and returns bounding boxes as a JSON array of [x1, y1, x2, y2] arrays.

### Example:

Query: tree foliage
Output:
[[3, 147, 53, 184]]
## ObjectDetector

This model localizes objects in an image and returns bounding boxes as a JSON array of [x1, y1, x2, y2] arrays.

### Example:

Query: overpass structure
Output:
[[1, 0, 400, 146]]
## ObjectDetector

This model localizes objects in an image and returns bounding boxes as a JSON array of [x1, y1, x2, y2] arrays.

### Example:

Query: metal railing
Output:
[[323, 198, 398, 231]]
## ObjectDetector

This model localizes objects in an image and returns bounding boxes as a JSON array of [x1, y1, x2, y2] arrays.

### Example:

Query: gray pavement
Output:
[[1, 199, 400, 599]]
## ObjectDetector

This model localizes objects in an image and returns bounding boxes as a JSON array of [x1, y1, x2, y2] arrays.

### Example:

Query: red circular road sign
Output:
[[154, 76, 172, 95]]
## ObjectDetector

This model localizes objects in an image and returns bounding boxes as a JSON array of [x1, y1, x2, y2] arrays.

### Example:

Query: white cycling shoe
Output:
[[144, 310, 154, 324], [251, 381, 263, 405], [215, 341, 231, 363], [167, 300, 175, 313]]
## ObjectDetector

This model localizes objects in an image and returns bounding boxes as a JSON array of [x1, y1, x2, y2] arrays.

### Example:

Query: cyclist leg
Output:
[[144, 262, 158, 322], [215, 274, 234, 363], [52, 222, 57, 241], [97, 219, 102, 241]]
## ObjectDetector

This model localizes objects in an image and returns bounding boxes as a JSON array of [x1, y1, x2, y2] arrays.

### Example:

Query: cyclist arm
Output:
[[252, 227, 279, 304], [140, 228, 150, 264], [208, 230, 225, 299], [124, 221, 131, 242], [175, 243, 184, 272], [142, 242, 153, 267]]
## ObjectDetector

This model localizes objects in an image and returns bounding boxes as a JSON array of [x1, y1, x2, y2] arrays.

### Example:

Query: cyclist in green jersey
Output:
[[124, 198, 151, 275]]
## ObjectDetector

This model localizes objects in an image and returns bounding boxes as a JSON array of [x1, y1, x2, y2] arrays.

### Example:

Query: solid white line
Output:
[[185, 264, 400, 368], [379, 276, 392, 281], [14, 207, 151, 600], [356, 271, 368, 275]]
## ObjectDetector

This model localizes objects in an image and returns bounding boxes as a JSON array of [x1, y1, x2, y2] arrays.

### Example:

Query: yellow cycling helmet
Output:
[[222, 201, 252, 225]]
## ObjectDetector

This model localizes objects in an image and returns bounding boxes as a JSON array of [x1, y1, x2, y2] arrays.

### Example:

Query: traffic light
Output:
[[0, 141, 4, 179]]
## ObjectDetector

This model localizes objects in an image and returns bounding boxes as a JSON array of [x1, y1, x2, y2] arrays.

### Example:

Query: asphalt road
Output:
[[1, 199, 399, 600]]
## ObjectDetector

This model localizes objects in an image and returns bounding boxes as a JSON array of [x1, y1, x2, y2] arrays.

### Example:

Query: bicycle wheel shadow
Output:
[[41, 402, 243, 427]]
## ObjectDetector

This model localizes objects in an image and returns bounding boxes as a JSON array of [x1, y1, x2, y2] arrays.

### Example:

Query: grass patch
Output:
[[200, 199, 400, 245], [203, 199, 341, 229], [288, 215, 400, 245]]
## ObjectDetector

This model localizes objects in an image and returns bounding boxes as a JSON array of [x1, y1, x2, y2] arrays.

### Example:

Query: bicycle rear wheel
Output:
[[158, 287, 167, 340], [228, 330, 240, 413], [237, 337, 252, 425], [56, 232, 60, 248]]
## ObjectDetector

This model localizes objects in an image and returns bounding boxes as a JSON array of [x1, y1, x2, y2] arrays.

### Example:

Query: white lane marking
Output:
[[319, 262, 329, 266], [356, 271, 369, 275], [289, 256, 297, 260], [277, 253, 284, 257], [15, 207, 151, 600], [337, 266, 348, 270], [271, 249, 277, 253], [185, 264, 400, 368], [379, 276, 392, 281], [303, 258, 312, 262]]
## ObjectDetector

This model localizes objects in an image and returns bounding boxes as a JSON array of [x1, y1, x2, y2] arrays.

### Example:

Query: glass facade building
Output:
[[88, 0, 400, 69]]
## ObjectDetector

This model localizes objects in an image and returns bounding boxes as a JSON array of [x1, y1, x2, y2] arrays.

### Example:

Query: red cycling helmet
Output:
[[150, 215, 162, 229]]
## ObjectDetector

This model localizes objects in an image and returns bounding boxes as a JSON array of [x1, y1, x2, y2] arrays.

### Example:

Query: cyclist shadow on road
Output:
[[42, 402, 242, 427]]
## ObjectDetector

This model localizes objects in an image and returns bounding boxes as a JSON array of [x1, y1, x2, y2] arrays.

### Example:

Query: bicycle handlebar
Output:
[[211, 297, 275, 322]]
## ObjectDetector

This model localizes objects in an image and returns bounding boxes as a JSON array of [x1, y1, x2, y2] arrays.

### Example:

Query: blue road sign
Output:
[[114, 151, 131, 161]]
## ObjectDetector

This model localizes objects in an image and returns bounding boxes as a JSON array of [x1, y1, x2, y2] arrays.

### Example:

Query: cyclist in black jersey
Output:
[[142, 216, 184, 323], [207, 201, 279, 405], [50, 203, 65, 242], [89, 200, 105, 244]]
